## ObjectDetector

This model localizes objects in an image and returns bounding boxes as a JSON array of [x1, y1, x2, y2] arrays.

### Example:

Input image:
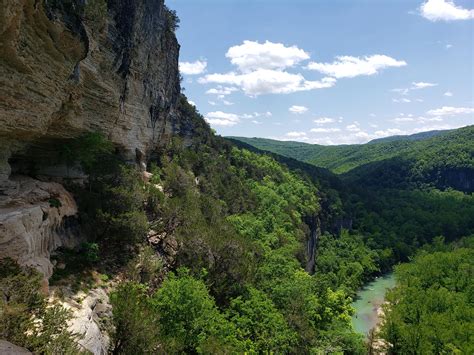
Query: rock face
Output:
[[59, 288, 112, 355], [0, 0, 183, 180], [0, 175, 79, 280]]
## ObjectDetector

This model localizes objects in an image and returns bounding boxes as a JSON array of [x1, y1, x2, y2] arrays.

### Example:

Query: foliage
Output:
[[0, 259, 83, 353], [349, 188, 474, 263], [74, 157, 148, 254], [314, 230, 379, 296], [151, 268, 241, 353], [380, 239, 474, 353], [60, 132, 114, 176], [232, 125, 474, 192], [125, 244, 163, 285], [164, 5, 180, 32], [110, 282, 160, 354], [228, 287, 298, 353]]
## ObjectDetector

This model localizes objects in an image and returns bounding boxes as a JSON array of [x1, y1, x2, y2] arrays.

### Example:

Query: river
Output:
[[351, 273, 396, 337]]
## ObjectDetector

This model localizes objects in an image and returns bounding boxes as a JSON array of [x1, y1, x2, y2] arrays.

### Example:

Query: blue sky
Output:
[[170, 0, 474, 144]]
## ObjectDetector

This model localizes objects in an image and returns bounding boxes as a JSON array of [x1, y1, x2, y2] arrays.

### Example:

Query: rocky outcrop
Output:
[[304, 215, 320, 274], [436, 168, 474, 193], [0, 0, 183, 181], [148, 229, 179, 269], [0, 175, 79, 280], [57, 287, 112, 355]]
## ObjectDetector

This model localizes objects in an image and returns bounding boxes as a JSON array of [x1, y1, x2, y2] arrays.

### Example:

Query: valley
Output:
[[0, 0, 473, 354]]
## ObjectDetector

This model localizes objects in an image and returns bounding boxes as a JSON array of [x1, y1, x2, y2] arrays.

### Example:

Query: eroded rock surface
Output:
[[57, 287, 112, 355], [0, 175, 79, 279]]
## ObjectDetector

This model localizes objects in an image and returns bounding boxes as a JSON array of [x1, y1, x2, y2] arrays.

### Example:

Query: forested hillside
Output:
[[231, 125, 474, 187]]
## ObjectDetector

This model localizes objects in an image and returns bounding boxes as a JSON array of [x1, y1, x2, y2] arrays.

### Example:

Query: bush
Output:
[[0, 259, 82, 353]]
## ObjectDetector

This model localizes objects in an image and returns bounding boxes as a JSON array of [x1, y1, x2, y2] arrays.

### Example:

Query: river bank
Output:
[[351, 273, 396, 337]]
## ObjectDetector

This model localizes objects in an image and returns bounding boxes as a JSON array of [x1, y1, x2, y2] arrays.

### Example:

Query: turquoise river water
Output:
[[351, 273, 396, 336]]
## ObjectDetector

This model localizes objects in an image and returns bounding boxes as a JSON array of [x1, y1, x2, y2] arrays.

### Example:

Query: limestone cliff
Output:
[[0, 0, 183, 179], [0, 0, 191, 278]]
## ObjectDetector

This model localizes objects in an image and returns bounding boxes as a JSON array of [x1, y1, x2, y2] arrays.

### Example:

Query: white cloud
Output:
[[204, 111, 240, 126], [226, 40, 310, 73], [346, 124, 361, 132], [393, 117, 415, 123], [306, 55, 407, 78], [392, 81, 437, 95], [392, 115, 443, 124], [241, 111, 273, 119], [314, 117, 335, 124], [222, 100, 234, 106], [427, 106, 474, 116], [373, 128, 406, 137], [446, 44, 453, 49], [188, 100, 196, 106], [289, 105, 308, 114], [444, 91, 453, 97], [286, 131, 307, 138], [205, 86, 238, 96], [251, 120, 262, 125], [411, 81, 437, 89], [393, 98, 412, 103], [208, 101, 217, 106], [310, 127, 341, 133], [199, 70, 336, 96], [179, 60, 207, 75], [420, 0, 474, 21]]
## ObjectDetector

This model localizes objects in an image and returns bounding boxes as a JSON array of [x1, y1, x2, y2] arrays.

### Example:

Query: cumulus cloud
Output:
[[198, 40, 339, 96], [444, 91, 453, 97], [205, 86, 238, 96], [392, 115, 443, 123], [420, 0, 474, 21], [204, 111, 240, 126], [346, 123, 361, 132], [310, 127, 341, 133], [427, 106, 474, 116], [373, 128, 406, 137], [314, 117, 335, 124], [289, 105, 309, 114], [226, 40, 310, 73], [411, 81, 437, 89], [286, 131, 308, 138], [179, 60, 207, 75], [199, 70, 336, 96], [306, 55, 407, 78]]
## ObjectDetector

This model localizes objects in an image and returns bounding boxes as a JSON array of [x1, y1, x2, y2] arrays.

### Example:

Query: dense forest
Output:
[[380, 237, 474, 353]]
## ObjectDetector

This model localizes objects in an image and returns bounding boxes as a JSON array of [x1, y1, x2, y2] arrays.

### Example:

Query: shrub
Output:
[[0, 259, 82, 353]]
